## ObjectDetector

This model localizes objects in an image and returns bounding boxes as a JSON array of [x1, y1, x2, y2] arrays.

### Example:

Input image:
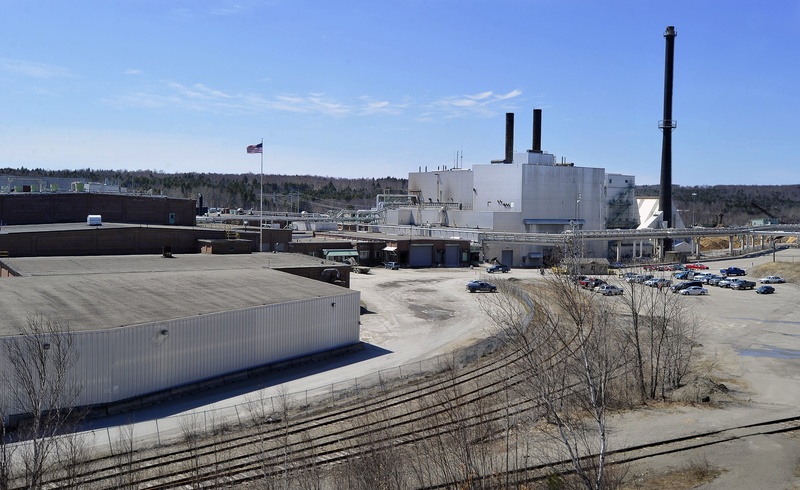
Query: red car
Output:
[[686, 263, 709, 270]]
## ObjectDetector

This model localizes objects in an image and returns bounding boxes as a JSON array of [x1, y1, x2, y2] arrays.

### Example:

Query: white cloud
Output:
[[123, 69, 142, 75], [104, 79, 518, 121], [428, 89, 523, 118], [466, 91, 493, 100], [495, 89, 522, 100], [0, 57, 71, 78]]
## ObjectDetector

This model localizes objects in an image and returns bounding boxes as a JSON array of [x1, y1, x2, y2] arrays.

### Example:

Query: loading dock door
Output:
[[501, 249, 514, 267], [409, 244, 434, 267], [444, 244, 459, 267]]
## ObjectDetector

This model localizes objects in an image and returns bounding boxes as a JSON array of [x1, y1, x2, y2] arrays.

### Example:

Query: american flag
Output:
[[247, 143, 262, 154]]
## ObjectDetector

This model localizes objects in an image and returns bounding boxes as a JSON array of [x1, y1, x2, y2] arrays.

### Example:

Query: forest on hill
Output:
[[2, 168, 799, 226], [0, 167, 407, 215], [637, 184, 800, 226]]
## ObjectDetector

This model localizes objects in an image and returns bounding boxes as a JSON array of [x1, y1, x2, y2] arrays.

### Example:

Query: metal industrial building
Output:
[[0, 254, 360, 419], [380, 110, 639, 266]]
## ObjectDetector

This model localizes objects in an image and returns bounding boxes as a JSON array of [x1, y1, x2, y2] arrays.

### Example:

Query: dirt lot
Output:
[[140, 248, 799, 487], [607, 252, 800, 489], [350, 249, 800, 489]]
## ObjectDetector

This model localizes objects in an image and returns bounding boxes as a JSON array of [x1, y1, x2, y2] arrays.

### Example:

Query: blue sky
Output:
[[1, 1, 798, 185]]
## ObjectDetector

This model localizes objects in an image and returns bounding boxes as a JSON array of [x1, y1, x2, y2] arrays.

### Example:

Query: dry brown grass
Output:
[[621, 456, 724, 489], [747, 261, 800, 284]]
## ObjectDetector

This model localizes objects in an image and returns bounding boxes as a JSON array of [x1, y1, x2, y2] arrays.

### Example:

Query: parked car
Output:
[[707, 275, 725, 286], [720, 267, 746, 276], [625, 274, 642, 283], [701, 274, 723, 285], [680, 286, 708, 296], [487, 264, 510, 273], [758, 275, 785, 284], [644, 278, 671, 288], [717, 277, 735, 288], [674, 270, 692, 280], [693, 273, 713, 283], [729, 279, 756, 290], [466, 280, 497, 293], [756, 285, 775, 294], [686, 262, 709, 270], [633, 274, 654, 284], [670, 281, 703, 293], [580, 277, 606, 289], [384, 262, 400, 270], [596, 284, 624, 296]]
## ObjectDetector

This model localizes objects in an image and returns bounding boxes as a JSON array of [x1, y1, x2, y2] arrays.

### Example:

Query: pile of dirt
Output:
[[698, 236, 793, 252], [669, 377, 732, 404], [698, 236, 731, 251]]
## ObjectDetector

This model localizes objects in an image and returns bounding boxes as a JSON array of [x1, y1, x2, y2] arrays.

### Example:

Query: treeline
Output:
[[636, 184, 800, 226], [3, 167, 798, 225], [0, 167, 408, 214]]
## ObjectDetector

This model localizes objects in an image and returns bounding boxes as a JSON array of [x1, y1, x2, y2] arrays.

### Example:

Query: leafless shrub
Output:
[[178, 412, 205, 488], [111, 422, 138, 490], [0, 314, 84, 489], [53, 430, 94, 489]]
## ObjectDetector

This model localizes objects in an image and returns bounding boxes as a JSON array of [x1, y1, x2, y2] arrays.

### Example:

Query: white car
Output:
[[717, 278, 735, 288], [596, 284, 624, 296], [759, 276, 785, 284], [693, 273, 713, 282], [680, 286, 708, 296]]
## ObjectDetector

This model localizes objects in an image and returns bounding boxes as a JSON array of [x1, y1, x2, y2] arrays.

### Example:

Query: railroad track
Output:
[[420, 414, 800, 489], [34, 337, 539, 489]]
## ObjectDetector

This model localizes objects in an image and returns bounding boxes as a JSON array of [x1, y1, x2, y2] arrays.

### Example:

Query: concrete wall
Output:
[[409, 169, 475, 208], [520, 165, 606, 232], [472, 164, 523, 214]]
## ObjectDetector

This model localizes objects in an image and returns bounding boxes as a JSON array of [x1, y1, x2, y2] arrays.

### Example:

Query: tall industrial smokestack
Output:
[[659, 25, 677, 249], [504, 112, 514, 163], [531, 108, 542, 153]]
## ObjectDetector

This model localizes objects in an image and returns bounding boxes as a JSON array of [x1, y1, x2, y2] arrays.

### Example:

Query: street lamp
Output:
[[691, 192, 697, 227]]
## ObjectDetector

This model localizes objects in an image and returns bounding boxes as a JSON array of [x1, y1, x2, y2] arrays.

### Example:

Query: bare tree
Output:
[[0, 399, 16, 489], [53, 430, 93, 489], [0, 314, 83, 489], [478, 276, 622, 489], [177, 413, 205, 488], [111, 422, 139, 490], [620, 273, 700, 401]]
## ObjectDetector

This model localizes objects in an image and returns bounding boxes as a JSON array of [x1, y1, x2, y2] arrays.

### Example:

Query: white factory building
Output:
[[381, 110, 639, 266], [0, 254, 360, 420]]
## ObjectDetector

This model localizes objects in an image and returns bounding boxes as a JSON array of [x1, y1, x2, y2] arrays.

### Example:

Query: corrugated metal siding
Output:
[[1, 290, 360, 412]]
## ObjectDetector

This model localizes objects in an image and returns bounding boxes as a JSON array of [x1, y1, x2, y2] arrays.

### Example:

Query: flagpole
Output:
[[259, 138, 263, 252]]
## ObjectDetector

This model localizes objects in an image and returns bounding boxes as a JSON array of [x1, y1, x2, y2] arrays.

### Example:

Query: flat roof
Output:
[[0, 222, 141, 234], [1, 252, 344, 276], [0, 253, 352, 336]]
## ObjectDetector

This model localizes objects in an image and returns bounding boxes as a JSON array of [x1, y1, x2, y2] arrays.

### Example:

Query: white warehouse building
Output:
[[0, 254, 360, 420], [382, 110, 638, 266]]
